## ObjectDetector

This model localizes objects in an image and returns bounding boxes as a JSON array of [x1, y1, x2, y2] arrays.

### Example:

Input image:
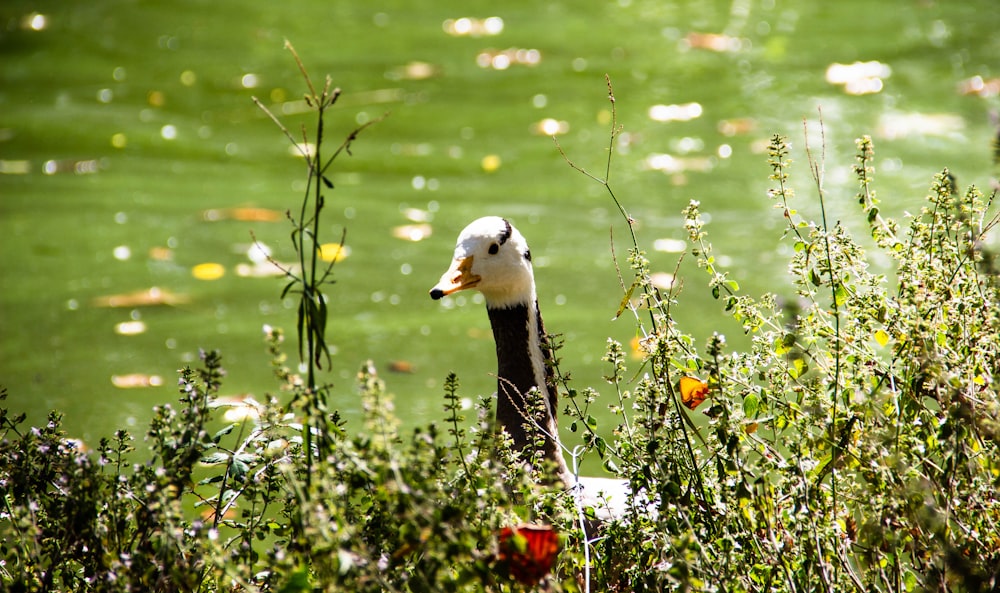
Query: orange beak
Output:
[[429, 256, 480, 300]]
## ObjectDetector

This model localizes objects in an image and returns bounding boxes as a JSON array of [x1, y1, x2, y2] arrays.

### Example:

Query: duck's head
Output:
[[429, 216, 536, 309]]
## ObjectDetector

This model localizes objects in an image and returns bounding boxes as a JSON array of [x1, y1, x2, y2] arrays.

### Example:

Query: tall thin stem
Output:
[[253, 42, 384, 485]]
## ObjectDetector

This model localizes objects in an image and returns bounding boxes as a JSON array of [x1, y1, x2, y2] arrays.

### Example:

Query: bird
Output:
[[429, 216, 631, 521]]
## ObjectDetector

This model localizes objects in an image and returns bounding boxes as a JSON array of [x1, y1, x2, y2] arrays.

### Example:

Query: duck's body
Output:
[[430, 217, 630, 520]]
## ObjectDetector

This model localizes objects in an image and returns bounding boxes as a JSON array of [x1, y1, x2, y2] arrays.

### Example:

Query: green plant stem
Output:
[[804, 114, 843, 485]]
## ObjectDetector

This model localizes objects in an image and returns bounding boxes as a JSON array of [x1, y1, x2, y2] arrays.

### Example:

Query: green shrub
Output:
[[1, 61, 998, 592], [556, 92, 1000, 590]]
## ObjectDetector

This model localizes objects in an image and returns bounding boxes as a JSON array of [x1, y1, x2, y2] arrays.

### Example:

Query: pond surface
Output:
[[1, 0, 997, 448]]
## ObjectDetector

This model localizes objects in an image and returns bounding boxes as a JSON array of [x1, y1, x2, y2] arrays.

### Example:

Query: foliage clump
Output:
[[586, 132, 1000, 592], [2, 62, 999, 592]]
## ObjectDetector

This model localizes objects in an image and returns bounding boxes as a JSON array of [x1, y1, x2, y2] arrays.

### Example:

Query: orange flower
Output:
[[679, 376, 709, 410]]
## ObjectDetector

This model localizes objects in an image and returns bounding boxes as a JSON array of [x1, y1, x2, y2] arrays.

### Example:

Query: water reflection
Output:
[[2, 0, 998, 442]]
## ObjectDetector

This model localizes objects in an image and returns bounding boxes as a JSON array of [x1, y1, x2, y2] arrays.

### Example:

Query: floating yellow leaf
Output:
[[873, 329, 890, 347], [481, 154, 502, 173], [318, 243, 351, 263], [192, 262, 225, 280]]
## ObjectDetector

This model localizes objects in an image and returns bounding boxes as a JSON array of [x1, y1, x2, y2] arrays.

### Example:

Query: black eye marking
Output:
[[524, 249, 532, 262], [499, 219, 512, 245], [488, 243, 499, 255]]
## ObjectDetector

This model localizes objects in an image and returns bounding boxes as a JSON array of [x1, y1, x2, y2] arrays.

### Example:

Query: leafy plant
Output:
[[252, 41, 384, 469], [2, 62, 998, 593], [553, 82, 1000, 591]]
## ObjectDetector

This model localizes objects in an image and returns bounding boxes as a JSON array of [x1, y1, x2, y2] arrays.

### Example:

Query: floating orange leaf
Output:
[[496, 524, 560, 585], [958, 75, 1000, 98], [679, 376, 709, 410], [111, 374, 164, 388], [202, 207, 284, 222], [684, 32, 741, 52], [92, 287, 190, 308], [148, 246, 174, 261], [388, 360, 415, 373]]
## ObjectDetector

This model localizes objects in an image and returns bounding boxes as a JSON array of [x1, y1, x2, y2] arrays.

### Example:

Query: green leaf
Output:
[[231, 459, 249, 481], [614, 278, 639, 320], [296, 300, 306, 362], [201, 452, 230, 465], [276, 567, 312, 593], [212, 423, 237, 442], [593, 435, 607, 458], [782, 333, 797, 349], [234, 453, 258, 464], [834, 283, 848, 306], [743, 393, 760, 418]]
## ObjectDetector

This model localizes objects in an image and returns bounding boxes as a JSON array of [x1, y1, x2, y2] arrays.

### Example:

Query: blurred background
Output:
[[1, 0, 997, 449]]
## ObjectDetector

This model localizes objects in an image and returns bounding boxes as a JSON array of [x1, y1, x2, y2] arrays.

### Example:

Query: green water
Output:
[[2, 0, 997, 447]]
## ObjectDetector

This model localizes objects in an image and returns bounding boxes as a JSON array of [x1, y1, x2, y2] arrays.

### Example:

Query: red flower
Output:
[[496, 523, 560, 585]]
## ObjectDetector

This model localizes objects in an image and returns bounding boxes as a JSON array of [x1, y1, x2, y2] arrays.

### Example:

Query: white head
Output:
[[429, 216, 536, 309]]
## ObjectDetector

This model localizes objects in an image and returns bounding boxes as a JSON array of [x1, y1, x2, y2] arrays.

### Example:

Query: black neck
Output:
[[486, 301, 563, 468]]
